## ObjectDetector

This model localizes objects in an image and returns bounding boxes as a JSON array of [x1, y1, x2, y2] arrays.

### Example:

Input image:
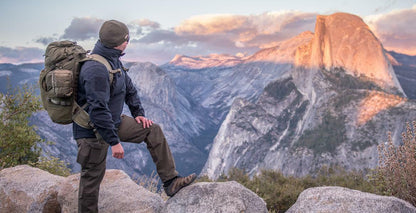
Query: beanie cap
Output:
[[99, 20, 129, 48]]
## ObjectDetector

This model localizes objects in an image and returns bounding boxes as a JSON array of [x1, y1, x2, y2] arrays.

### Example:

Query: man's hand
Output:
[[135, 116, 153, 128], [111, 143, 124, 159]]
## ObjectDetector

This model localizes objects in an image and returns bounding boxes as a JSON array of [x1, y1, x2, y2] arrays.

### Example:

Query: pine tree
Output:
[[0, 84, 70, 176], [0, 85, 42, 167]]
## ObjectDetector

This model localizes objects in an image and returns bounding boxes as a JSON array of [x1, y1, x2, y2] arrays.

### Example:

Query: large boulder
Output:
[[0, 165, 64, 213], [163, 181, 268, 213], [58, 169, 164, 213], [287, 186, 416, 213], [0, 165, 164, 213]]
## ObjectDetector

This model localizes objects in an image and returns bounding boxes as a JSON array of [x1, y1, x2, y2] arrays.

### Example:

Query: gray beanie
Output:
[[99, 20, 129, 48]]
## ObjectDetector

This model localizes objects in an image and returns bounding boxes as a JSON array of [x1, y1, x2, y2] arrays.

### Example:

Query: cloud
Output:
[[4, 7, 416, 65], [175, 14, 247, 35], [126, 11, 316, 64], [373, 0, 400, 13], [33, 17, 103, 46], [0, 11, 318, 64], [135, 29, 189, 45], [366, 5, 416, 55], [61, 17, 104, 41], [0, 46, 43, 64], [132, 19, 160, 29], [185, 11, 316, 49], [34, 36, 57, 46], [174, 11, 316, 49]]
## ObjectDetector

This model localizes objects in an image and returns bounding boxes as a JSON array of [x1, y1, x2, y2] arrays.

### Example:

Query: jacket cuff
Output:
[[109, 140, 120, 146], [132, 110, 145, 118]]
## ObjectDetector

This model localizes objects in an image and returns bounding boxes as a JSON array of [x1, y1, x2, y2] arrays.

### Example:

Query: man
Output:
[[73, 20, 196, 212]]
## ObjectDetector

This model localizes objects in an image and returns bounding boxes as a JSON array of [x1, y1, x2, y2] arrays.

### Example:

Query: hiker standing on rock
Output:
[[73, 20, 196, 212]]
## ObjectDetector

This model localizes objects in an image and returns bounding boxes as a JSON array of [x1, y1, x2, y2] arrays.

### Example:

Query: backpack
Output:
[[39, 40, 120, 128]]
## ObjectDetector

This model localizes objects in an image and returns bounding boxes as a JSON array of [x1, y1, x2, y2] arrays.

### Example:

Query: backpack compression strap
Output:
[[72, 103, 92, 129]]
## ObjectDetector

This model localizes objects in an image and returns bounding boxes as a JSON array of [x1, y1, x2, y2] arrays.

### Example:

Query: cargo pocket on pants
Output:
[[77, 138, 108, 167]]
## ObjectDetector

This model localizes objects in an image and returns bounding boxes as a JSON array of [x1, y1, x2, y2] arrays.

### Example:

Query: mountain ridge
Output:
[[1, 12, 415, 180], [201, 12, 416, 179]]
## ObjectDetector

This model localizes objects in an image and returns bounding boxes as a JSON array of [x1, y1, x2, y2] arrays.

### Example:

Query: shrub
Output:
[[0, 84, 71, 176], [0, 85, 42, 167], [375, 121, 416, 206], [312, 166, 380, 194], [31, 155, 71, 177], [249, 170, 305, 212]]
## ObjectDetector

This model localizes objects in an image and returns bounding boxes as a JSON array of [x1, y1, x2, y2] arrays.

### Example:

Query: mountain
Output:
[[201, 13, 416, 179], [0, 63, 43, 92], [304, 13, 403, 94], [2, 12, 416, 180], [388, 51, 416, 99]]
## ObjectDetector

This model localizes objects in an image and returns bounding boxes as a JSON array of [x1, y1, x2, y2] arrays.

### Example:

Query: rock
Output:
[[163, 181, 268, 213], [0, 165, 65, 213], [305, 13, 402, 92], [0, 165, 164, 213], [287, 186, 416, 213], [58, 169, 164, 213], [0, 166, 268, 213]]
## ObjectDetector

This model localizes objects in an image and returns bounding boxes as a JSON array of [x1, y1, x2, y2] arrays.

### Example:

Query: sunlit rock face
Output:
[[357, 91, 406, 126], [201, 13, 416, 180], [246, 31, 314, 64], [298, 13, 403, 94]]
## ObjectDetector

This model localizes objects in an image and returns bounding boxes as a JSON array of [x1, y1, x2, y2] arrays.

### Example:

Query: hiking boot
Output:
[[164, 173, 197, 197]]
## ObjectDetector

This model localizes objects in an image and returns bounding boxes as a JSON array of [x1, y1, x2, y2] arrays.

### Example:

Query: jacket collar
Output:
[[92, 40, 125, 59], [91, 40, 124, 68]]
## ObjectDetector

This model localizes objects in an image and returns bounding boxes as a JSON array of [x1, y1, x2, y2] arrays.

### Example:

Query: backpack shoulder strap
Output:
[[87, 54, 121, 84], [72, 54, 122, 131]]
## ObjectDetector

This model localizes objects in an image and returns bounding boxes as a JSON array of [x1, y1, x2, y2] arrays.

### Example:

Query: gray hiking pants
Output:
[[76, 114, 178, 213]]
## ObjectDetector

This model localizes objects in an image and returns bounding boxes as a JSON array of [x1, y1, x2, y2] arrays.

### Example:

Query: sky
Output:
[[0, 0, 415, 64]]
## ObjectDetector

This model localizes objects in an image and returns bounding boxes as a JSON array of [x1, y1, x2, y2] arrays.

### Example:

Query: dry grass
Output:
[[134, 171, 169, 201]]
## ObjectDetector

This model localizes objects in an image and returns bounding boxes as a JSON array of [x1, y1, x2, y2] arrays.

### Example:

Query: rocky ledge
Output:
[[1, 165, 415, 213], [0, 165, 267, 213]]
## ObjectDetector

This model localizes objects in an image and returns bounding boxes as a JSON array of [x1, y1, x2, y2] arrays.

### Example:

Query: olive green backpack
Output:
[[39, 40, 120, 128]]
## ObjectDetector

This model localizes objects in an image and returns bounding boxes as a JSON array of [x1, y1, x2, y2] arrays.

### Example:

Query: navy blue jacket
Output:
[[73, 41, 145, 146]]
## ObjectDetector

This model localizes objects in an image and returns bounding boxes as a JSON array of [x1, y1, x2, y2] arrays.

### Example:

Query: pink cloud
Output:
[[0, 47, 43, 64], [366, 5, 416, 55], [175, 14, 247, 35], [174, 11, 317, 49]]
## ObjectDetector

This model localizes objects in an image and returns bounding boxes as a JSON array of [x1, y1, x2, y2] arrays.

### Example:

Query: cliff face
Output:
[[201, 13, 416, 179], [300, 13, 403, 94]]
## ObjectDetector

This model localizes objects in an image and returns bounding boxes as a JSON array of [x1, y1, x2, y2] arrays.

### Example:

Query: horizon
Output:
[[0, 0, 415, 65]]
